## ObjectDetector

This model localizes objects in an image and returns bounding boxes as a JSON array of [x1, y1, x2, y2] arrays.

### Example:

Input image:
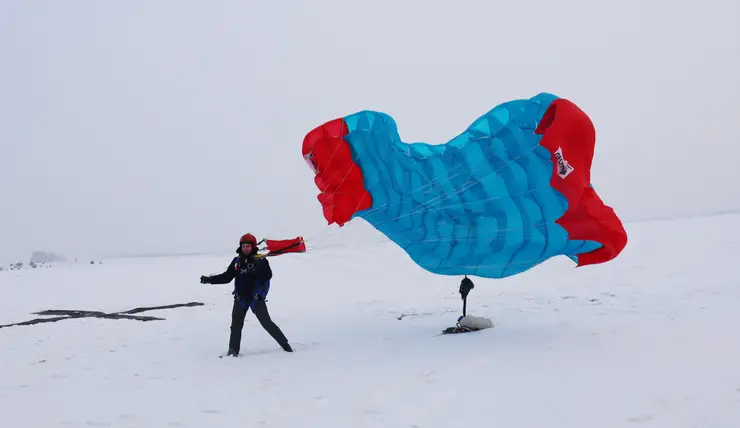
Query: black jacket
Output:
[[205, 252, 273, 301]]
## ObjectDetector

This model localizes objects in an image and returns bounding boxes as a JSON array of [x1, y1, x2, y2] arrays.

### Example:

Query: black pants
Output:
[[229, 298, 289, 353]]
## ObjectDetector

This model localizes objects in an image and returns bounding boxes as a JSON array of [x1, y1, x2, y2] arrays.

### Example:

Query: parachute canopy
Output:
[[302, 93, 627, 278]]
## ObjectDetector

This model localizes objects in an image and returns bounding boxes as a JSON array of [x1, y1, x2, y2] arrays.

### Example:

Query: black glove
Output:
[[200, 275, 210, 284], [459, 276, 474, 300]]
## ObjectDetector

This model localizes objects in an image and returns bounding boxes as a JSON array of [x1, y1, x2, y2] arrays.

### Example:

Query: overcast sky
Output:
[[1, 1, 738, 264]]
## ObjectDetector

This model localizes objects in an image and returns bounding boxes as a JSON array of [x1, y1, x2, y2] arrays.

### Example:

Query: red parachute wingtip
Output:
[[302, 118, 373, 226], [536, 98, 628, 266]]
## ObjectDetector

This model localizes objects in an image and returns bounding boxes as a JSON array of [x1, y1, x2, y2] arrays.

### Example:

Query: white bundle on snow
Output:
[[458, 315, 494, 330]]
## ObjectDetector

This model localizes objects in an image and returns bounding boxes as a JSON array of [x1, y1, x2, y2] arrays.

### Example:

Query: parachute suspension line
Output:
[[401, 145, 539, 220], [301, 193, 559, 253], [297, 146, 558, 259], [302, 117, 545, 254], [317, 126, 345, 184], [404, 157, 473, 197], [320, 186, 558, 237], [335, 143, 541, 234], [313, 133, 513, 232], [369, 140, 543, 229], [301, 140, 583, 267], [408, 142, 541, 216]]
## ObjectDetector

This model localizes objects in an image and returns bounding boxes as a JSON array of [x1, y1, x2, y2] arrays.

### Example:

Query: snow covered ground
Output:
[[1, 213, 739, 428]]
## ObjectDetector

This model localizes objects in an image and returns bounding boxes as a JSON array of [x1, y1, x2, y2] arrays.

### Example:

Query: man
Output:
[[201, 233, 293, 356]]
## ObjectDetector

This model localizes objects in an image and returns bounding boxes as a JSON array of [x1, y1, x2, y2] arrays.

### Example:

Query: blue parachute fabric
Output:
[[341, 92, 602, 278]]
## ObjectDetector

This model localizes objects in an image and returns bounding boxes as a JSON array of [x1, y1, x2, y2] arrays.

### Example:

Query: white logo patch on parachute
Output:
[[554, 146, 575, 179]]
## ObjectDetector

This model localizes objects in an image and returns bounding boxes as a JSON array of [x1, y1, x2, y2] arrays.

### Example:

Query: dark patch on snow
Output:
[[0, 302, 205, 329]]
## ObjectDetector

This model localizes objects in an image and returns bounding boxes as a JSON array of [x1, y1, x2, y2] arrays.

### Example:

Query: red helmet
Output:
[[239, 233, 257, 246]]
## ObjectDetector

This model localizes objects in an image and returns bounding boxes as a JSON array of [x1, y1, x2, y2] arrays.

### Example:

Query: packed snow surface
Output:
[[1, 214, 739, 427]]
